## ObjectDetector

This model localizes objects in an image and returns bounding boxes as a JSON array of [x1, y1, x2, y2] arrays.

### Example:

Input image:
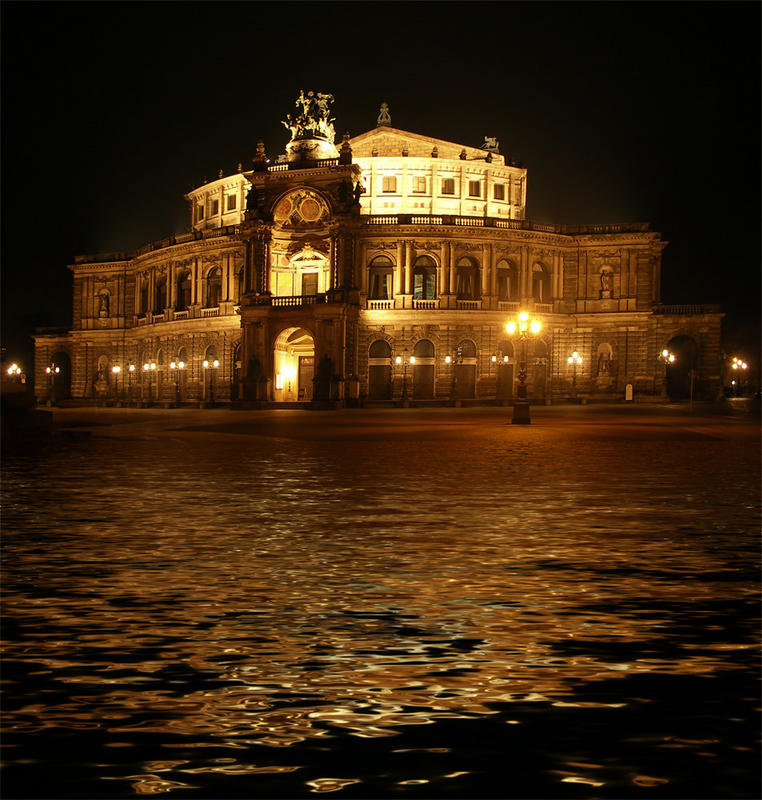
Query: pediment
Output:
[[350, 126, 504, 163]]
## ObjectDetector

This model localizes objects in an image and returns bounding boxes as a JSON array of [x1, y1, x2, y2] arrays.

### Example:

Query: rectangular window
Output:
[[493, 183, 505, 200], [382, 176, 397, 193], [301, 273, 318, 296], [412, 176, 426, 193], [208, 198, 219, 216], [226, 194, 237, 211], [468, 180, 481, 198], [196, 203, 204, 221], [441, 178, 455, 195]]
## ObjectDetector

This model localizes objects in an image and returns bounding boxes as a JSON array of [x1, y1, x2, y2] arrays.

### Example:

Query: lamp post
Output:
[[445, 346, 463, 405], [658, 349, 675, 398], [567, 350, 583, 403], [142, 361, 156, 406], [491, 351, 510, 406], [505, 311, 542, 424], [127, 364, 135, 404], [111, 365, 121, 404], [6, 363, 24, 385], [394, 349, 414, 407], [731, 356, 748, 397], [203, 359, 219, 406], [170, 359, 185, 407], [45, 364, 60, 405]]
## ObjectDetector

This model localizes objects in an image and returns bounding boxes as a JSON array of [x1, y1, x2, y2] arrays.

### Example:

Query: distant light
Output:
[[409, 356, 416, 365], [445, 355, 451, 364], [506, 322, 516, 335], [203, 360, 209, 368], [530, 320, 541, 334], [519, 311, 528, 322], [112, 365, 121, 374], [395, 356, 402, 365], [129, 364, 135, 372]]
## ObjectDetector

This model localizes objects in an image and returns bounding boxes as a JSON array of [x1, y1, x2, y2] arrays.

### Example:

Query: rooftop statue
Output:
[[482, 136, 500, 153], [377, 102, 391, 127], [282, 90, 336, 143]]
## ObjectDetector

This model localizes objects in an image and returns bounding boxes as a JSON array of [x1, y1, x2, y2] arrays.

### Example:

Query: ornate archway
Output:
[[273, 327, 315, 401]]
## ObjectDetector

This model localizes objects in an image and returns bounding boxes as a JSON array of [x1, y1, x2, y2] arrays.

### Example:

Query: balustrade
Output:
[[201, 307, 220, 318], [367, 299, 393, 310], [412, 299, 439, 310], [456, 300, 482, 310]]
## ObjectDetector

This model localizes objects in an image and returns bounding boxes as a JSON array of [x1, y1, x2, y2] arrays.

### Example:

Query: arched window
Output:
[[413, 339, 435, 359], [176, 270, 192, 311], [368, 255, 394, 300], [413, 255, 437, 300], [456, 257, 480, 300], [154, 276, 167, 313], [496, 259, 519, 301], [369, 340, 392, 359], [204, 345, 218, 363], [534, 339, 548, 360], [457, 340, 477, 359], [206, 266, 222, 308], [532, 263, 550, 303]]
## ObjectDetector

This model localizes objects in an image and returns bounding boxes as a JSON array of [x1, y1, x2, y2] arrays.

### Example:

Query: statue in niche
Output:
[[597, 351, 612, 376], [353, 180, 364, 204], [377, 102, 391, 126], [98, 292, 109, 317], [600, 271, 613, 298]]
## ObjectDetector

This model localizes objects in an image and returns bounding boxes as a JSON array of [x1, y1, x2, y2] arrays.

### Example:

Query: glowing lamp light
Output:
[[275, 373, 284, 390], [409, 356, 416, 365], [112, 365, 121, 374], [530, 320, 541, 335], [203, 360, 208, 368], [128, 364, 135, 372], [445, 355, 452, 364], [395, 356, 402, 365], [506, 321, 516, 335], [7, 363, 22, 376], [567, 351, 583, 366]]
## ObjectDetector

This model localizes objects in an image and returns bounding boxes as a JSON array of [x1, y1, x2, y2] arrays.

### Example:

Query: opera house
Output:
[[34, 92, 722, 406]]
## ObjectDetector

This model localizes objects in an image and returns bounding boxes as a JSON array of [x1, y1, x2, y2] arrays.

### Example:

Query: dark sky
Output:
[[2, 1, 760, 367]]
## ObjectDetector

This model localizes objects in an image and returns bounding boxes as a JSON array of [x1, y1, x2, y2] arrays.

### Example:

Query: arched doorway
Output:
[[454, 340, 477, 399], [412, 339, 435, 399], [665, 335, 699, 399], [368, 340, 392, 400], [274, 327, 315, 401]]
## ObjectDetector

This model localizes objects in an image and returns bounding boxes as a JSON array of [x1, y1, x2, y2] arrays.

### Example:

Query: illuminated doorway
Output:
[[273, 327, 315, 401]]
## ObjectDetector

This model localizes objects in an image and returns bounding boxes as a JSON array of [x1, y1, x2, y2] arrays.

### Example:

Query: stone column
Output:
[[481, 243, 490, 299], [395, 240, 404, 297], [405, 241, 414, 295], [438, 241, 447, 299], [222, 253, 230, 301]]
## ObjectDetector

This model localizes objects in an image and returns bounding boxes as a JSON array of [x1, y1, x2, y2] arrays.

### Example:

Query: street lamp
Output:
[[127, 364, 135, 403], [567, 350, 583, 402], [505, 311, 542, 424], [731, 356, 748, 396], [394, 349, 414, 406], [45, 363, 60, 405], [142, 361, 156, 405], [111, 365, 121, 403], [203, 359, 219, 406], [658, 348, 676, 398], [6, 363, 23, 381], [170, 359, 185, 406]]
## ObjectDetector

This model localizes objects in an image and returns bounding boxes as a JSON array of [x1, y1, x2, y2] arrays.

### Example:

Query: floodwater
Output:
[[2, 405, 760, 799]]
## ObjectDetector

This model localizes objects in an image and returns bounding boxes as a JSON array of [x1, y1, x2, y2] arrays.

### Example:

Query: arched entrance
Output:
[[665, 335, 699, 400], [413, 339, 435, 399], [273, 327, 315, 401], [453, 340, 477, 399], [368, 340, 392, 400]]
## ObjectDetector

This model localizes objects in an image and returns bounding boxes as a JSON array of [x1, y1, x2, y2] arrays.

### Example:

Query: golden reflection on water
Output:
[[2, 425, 759, 795]]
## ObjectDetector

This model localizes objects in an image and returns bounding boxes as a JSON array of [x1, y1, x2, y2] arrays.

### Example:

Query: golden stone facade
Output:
[[34, 99, 723, 406]]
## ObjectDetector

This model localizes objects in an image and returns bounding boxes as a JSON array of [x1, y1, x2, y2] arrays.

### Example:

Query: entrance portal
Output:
[[273, 327, 315, 401]]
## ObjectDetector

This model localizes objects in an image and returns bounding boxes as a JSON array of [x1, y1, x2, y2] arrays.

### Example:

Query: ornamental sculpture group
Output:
[[282, 90, 336, 143]]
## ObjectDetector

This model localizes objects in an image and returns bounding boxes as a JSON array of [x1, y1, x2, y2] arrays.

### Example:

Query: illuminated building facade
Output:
[[34, 93, 723, 406]]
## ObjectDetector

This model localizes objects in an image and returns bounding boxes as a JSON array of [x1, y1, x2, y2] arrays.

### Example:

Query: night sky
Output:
[[2, 1, 759, 371]]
